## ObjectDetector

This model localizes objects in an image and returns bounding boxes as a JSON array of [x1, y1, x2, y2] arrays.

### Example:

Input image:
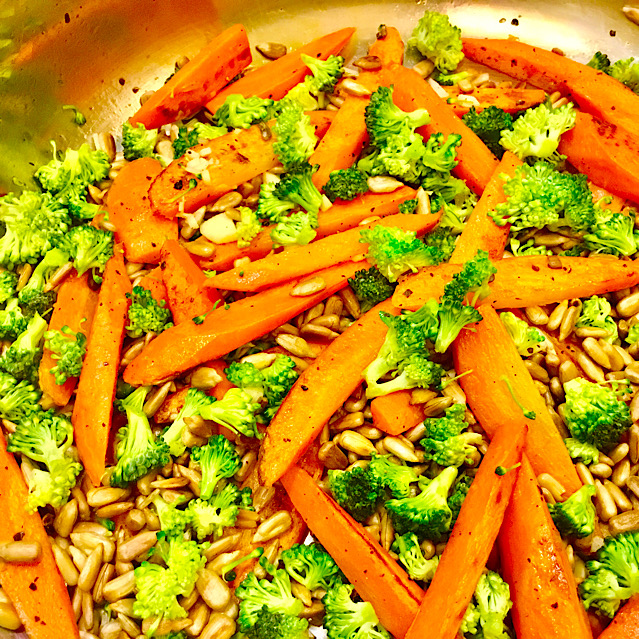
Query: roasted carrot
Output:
[[453, 304, 581, 496], [205, 28, 355, 112], [378, 64, 499, 194], [205, 211, 440, 292], [499, 458, 593, 639], [462, 38, 639, 139], [149, 111, 334, 218], [72, 252, 132, 486], [393, 256, 639, 312], [200, 186, 416, 272], [405, 419, 527, 639], [598, 595, 639, 639], [258, 298, 397, 486], [161, 240, 222, 324], [364, 25, 405, 68], [123, 261, 362, 386], [370, 390, 426, 436], [38, 272, 99, 407], [129, 24, 251, 128], [558, 111, 639, 204], [0, 429, 79, 638], [447, 86, 547, 116], [106, 157, 178, 264], [281, 465, 424, 638], [137, 267, 168, 305]]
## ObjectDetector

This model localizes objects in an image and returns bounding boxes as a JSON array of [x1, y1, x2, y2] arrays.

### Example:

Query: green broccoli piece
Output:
[[199, 387, 262, 439], [271, 211, 318, 247], [499, 311, 545, 356], [462, 106, 514, 158], [422, 226, 458, 263], [110, 386, 171, 487], [54, 225, 114, 279], [273, 100, 318, 170], [281, 543, 343, 591], [328, 466, 384, 523], [399, 199, 418, 214], [583, 208, 639, 257], [0, 312, 48, 382], [608, 57, 639, 94], [448, 473, 473, 526], [0, 271, 18, 305], [0, 372, 42, 423], [126, 285, 173, 338], [243, 607, 309, 639], [274, 163, 323, 216], [0, 298, 28, 341], [548, 484, 597, 538], [323, 168, 369, 203], [587, 51, 611, 72], [161, 387, 216, 456], [425, 403, 467, 439], [133, 563, 187, 623], [369, 453, 419, 499], [323, 582, 390, 639], [564, 438, 600, 465], [465, 571, 513, 639], [408, 10, 464, 72], [391, 532, 439, 582], [159, 535, 207, 594], [256, 181, 296, 224], [151, 493, 191, 539], [226, 360, 266, 401], [261, 355, 299, 421], [187, 486, 242, 541], [0, 191, 70, 267], [500, 101, 576, 162], [7, 410, 82, 511], [580, 530, 639, 617], [121, 121, 158, 161], [434, 70, 471, 86], [18, 247, 69, 317], [172, 121, 228, 158], [574, 295, 618, 342], [236, 206, 263, 248], [385, 466, 458, 541], [301, 53, 344, 93], [236, 558, 304, 631], [214, 94, 276, 129], [563, 377, 631, 451], [627, 323, 639, 345], [190, 434, 241, 501], [348, 267, 397, 313], [44, 325, 87, 385]]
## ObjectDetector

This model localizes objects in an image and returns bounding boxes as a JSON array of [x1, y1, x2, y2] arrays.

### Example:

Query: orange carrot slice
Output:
[[447, 86, 547, 116], [370, 390, 426, 436], [137, 267, 169, 305]]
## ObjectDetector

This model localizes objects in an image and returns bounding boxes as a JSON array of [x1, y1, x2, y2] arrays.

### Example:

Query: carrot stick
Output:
[[405, 418, 527, 639], [72, 252, 132, 486], [462, 38, 639, 139], [106, 157, 178, 264], [161, 240, 222, 324], [129, 24, 251, 128], [137, 267, 169, 305], [364, 25, 405, 68], [370, 390, 426, 436], [205, 211, 441, 292], [558, 111, 639, 204], [378, 64, 499, 194], [38, 272, 99, 407], [598, 595, 639, 639], [149, 111, 334, 218], [499, 458, 593, 639], [205, 28, 355, 112], [123, 260, 362, 386], [393, 256, 639, 312], [453, 304, 582, 496], [281, 465, 424, 638], [0, 430, 79, 638], [200, 186, 416, 272], [447, 86, 547, 116]]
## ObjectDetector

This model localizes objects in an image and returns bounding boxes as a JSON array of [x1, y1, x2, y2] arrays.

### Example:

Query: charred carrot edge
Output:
[[0, 430, 79, 639], [129, 24, 252, 128], [447, 87, 547, 116], [370, 390, 426, 436], [598, 595, 639, 639]]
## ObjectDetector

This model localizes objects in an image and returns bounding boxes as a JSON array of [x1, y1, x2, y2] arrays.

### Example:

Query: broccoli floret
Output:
[[271, 211, 318, 247], [583, 208, 639, 257], [448, 473, 473, 526], [172, 121, 228, 158], [499, 311, 545, 356], [273, 100, 318, 170], [361, 225, 443, 282], [500, 101, 576, 162], [236, 206, 263, 249], [55, 225, 114, 279], [323, 168, 369, 203], [151, 493, 191, 539], [301, 53, 344, 93], [422, 431, 484, 467], [399, 199, 418, 214], [44, 325, 87, 385], [121, 121, 158, 161], [425, 403, 467, 439], [608, 57, 639, 94], [563, 377, 631, 451], [323, 583, 390, 639], [433, 70, 470, 86], [0, 191, 70, 267], [7, 410, 81, 510], [588, 51, 611, 72], [214, 95, 276, 129], [0, 271, 18, 305], [462, 106, 514, 158], [385, 466, 458, 541], [369, 454, 419, 499], [328, 466, 384, 522], [236, 558, 304, 631], [548, 484, 596, 538], [159, 535, 207, 594], [408, 10, 464, 72], [392, 532, 440, 582], [199, 387, 262, 439], [466, 571, 513, 639], [126, 285, 173, 338], [0, 372, 41, 423], [243, 607, 309, 639], [281, 543, 343, 591], [564, 438, 600, 465], [574, 295, 618, 342], [190, 434, 241, 500], [161, 387, 216, 456], [226, 360, 265, 401], [348, 267, 397, 313], [580, 531, 639, 617], [256, 181, 296, 224], [422, 226, 458, 262], [18, 247, 69, 317], [133, 563, 187, 622], [187, 487, 242, 541], [110, 386, 171, 487], [0, 312, 48, 382], [366, 352, 443, 398], [0, 298, 28, 341], [275, 163, 323, 216], [627, 323, 639, 345]]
